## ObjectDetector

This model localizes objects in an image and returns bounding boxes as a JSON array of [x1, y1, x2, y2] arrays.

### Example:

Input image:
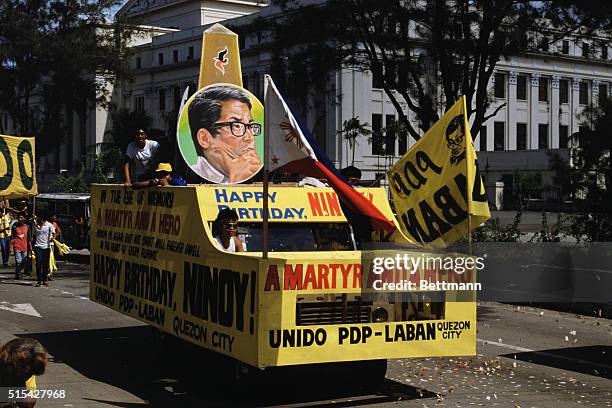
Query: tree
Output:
[[337, 117, 372, 165], [263, 1, 609, 141], [561, 100, 612, 241], [0, 0, 133, 164]]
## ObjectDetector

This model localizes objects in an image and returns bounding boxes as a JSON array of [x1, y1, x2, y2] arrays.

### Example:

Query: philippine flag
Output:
[[264, 75, 395, 235]]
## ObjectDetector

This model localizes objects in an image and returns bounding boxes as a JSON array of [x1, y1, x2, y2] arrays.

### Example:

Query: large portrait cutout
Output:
[[177, 83, 264, 184]]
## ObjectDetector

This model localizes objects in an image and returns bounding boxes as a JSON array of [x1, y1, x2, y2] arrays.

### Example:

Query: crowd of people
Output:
[[0, 206, 62, 287]]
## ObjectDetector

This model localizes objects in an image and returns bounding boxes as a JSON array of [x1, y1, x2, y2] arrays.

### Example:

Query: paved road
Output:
[[0, 261, 610, 407]]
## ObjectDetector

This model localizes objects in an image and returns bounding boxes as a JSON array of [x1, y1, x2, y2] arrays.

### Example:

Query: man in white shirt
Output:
[[123, 129, 160, 186], [33, 213, 55, 287]]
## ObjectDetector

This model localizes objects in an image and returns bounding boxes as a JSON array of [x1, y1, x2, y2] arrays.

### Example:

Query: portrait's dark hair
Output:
[[341, 165, 362, 180], [212, 208, 239, 236], [445, 115, 464, 142], [188, 86, 252, 156], [0, 338, 48, 387]]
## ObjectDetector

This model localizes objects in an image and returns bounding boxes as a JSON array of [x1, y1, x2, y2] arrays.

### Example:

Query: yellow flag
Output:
[[387, 96, 490, 246], [0, 134, 37, 198], [198, 23, 243, 90]]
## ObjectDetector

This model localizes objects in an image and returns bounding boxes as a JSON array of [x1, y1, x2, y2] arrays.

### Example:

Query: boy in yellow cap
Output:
[[131, 163, 173, 190]]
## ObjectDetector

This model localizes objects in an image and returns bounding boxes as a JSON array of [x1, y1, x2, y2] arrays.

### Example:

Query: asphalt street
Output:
[[0, 260, 610, 407]]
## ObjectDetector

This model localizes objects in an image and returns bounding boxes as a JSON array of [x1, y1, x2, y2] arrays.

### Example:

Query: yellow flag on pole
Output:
[[387, 96, 490, 246]]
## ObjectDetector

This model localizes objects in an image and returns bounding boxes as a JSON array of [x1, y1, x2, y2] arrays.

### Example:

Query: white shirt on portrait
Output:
[[191, 156, 228, 184]]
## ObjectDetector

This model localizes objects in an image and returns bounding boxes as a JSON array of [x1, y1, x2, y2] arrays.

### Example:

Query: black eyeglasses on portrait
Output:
[[212, 121, 262, 137], [224, 222, 238, 229]]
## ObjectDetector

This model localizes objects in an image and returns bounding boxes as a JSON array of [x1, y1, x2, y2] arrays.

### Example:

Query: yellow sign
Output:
[[198, 24, 243, 90], [387, 97, 490, 246], [0, 135, 37, 198], [90, 184, 476, 368], [199, 186, 397, 223]]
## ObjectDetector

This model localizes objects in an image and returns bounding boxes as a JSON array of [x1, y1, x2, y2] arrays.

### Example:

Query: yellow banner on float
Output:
[[0, 135, 37, 197], [198, 186, 395, 223], [387, 97, 490, 247]]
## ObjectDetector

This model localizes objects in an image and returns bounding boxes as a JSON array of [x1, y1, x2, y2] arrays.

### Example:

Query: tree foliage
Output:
[[0, 0, 133, 158], [263, 0, 610, 141], [557, 100, 612, 241]]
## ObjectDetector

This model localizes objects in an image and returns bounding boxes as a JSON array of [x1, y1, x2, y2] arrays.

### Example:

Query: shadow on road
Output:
[[21, 326, 433, 407], [504, 345, 611, 380]]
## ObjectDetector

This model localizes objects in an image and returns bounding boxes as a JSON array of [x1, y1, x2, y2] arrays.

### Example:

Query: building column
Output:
[[529, 73, 540, 150], [551, 76, 560, 148], [592, 79, 600, 106], [507, 71, 517, 151], [570, 77, 581, 138]]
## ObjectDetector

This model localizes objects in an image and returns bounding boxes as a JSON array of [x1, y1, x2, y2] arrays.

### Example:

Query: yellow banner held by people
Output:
[[0, 134, 37, 198], [198, 24, 243, 90], [387, 97, 489, 246]]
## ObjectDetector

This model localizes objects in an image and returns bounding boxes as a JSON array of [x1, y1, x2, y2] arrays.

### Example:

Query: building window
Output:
[[516, 123, 527, 150], [372, 71, 383, 89], [136, 56, 141, 69], [479, 127, 487, 151], [187, 46, 194, 60], [559, 125, 569, 148], [579, 81, 589, 105], [173, 86, 181, 110], [173, 49, 178, 63], [494, 73, 505, 98], [398, 126, 407, 155], [538, 77, 549, 102], [599, 83, 608, 103], [371, 114, 383, 155], [517, 75, 527, 100], [540, 36, 549, 52], [159, 88, 166, 112], [158, 53, 164, 66], [602, 44, 609, 60], [559, 79, 569, 104], [582, 42, 590, 58], [385, 115, 396, 156], [134, 96, 144, 112], [494, 122, 505, 151], [561, 40, 569, 54], [538, 124, 548, 149]]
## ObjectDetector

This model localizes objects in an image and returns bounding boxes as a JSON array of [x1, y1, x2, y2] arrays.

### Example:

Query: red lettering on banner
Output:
[[307, 193, 323, 216], [303, 264, 318, 289], [265, 265, 280, 291], [325, 192, 341, 216], [284, 264, 303, 290]]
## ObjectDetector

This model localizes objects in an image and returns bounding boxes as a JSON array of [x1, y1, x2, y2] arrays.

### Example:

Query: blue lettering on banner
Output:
[[215, 189, 277, 204], [217, 205, 305, 220]]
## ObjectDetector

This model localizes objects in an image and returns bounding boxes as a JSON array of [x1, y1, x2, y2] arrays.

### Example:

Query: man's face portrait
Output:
[[184, 85, 263, 184]]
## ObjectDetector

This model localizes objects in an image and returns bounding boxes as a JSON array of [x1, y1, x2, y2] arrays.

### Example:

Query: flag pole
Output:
[[262, 75, 270, 259], [463, 96, 473, 256]]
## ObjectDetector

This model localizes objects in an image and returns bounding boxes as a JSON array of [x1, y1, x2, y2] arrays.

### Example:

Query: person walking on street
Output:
[[32, 214, 54, 287], [0, 208, 12, 267], [10, 213, 31, 280], [48, 215, 62, 281], [123, 129, 160, 187]]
